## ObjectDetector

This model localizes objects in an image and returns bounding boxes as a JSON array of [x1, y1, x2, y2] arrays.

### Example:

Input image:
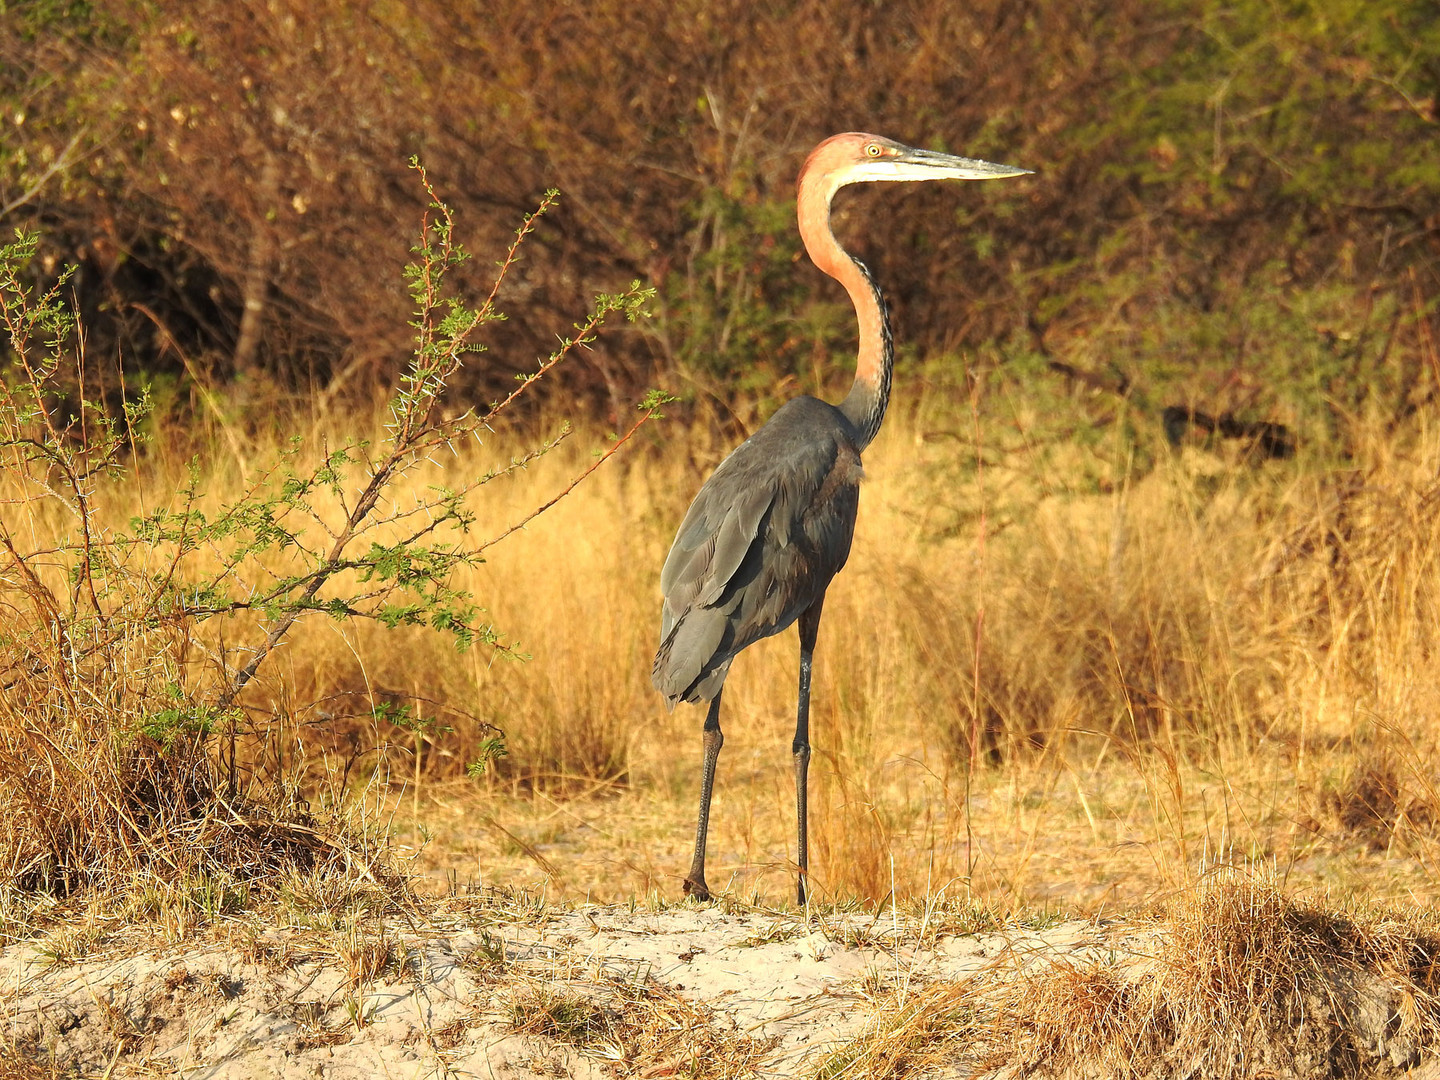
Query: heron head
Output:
[[802, 132, 1030, 199]]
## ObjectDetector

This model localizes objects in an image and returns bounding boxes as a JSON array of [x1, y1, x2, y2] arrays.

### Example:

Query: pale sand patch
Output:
[[1, 902, 1057, 1078], [3, 900, 1436, 1078]]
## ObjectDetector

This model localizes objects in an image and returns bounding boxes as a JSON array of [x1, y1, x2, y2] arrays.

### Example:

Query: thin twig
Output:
[[476, 410, 656, 554]]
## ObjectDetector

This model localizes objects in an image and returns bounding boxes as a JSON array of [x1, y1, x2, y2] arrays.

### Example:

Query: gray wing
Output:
[[653, 405, 862, 705]]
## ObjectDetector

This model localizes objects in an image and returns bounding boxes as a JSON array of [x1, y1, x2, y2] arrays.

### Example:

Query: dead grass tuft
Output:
[[1322, 755, 1440, 854], [985, 872, 1440, 1078], [816, 872, 1440, 1079], [334, 915, 400, 987], [507, 983, 612, 1047], [0, 1052, 58, 1079], [506, 976, 775, 1078], [811, 985, 977, 1080]]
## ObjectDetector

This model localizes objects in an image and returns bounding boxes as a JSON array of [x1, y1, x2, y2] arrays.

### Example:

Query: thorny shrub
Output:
[[0, 169, 659, 900]]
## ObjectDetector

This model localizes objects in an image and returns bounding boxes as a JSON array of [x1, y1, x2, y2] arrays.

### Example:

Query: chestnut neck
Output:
[[796, 172, 892, 452]]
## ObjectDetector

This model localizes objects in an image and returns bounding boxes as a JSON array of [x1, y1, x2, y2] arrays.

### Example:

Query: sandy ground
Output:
[[0, 899, 1092, 1078], [4, 898, 1439, 1078]]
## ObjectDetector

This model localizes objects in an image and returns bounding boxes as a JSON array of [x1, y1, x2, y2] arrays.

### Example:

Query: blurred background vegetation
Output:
[[3, 0, 1436, 454]]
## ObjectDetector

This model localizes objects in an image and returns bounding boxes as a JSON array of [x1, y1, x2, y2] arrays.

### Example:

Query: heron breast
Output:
[[815, 444, 864, 502]]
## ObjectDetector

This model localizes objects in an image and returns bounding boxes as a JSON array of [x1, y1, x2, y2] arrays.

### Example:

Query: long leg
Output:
[[794, 595, 825, 907], [684, 690, 724, 900]]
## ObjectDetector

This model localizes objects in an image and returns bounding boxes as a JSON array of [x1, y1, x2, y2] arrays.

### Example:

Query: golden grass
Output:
[[815, 869, 1440, 1079], [376, 396, 1440, 911], [7, 388, 1440, 914]]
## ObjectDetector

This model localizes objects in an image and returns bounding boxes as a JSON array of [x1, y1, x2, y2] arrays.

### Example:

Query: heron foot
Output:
[[683, 876, 714, 902]]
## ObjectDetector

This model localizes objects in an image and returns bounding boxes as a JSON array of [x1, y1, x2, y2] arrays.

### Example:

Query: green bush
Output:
[[0, 172, 656, 898]]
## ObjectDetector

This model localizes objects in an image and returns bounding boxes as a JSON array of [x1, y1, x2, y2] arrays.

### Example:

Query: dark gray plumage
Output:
[[651, 132, 1029, 906], [653, 397, 862, 705]]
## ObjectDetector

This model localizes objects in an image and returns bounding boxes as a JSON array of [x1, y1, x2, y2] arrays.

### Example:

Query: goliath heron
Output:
[[652, 132, 1029, 904]]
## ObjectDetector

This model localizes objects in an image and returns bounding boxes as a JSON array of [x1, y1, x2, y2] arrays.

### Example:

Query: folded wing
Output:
[[653, 400, 862, 705]]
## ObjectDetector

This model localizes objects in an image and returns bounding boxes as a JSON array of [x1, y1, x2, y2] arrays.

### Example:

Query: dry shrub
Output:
[[980, 872, 1440, 1079], [1320, 754, 1440, 855], [10, 0, 1434, 443], [0, 575, 340, 898], [0, 181, 655, 914], [818, 874, 1440, 1079]]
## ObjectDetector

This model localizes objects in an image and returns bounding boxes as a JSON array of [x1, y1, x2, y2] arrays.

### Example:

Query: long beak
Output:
[[894, 146, 1031, 181], [843, 146, 1031, 186]]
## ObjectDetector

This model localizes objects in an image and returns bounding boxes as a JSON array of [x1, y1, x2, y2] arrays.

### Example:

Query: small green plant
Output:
[[138, 683, 231, 749], [468, 735, 510, 778], [465, 928, 509, 973], [0, 165, 660, 901], [343, 991, 378, 1032]]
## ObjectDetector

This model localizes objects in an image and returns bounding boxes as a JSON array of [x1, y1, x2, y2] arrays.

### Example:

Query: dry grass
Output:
[[358, 395, 1440, 911], [814, 870, 1440, 1079], [7, 387, 1440, 920], [0, 421, 408, 928], [505, 976, 776, 1078]]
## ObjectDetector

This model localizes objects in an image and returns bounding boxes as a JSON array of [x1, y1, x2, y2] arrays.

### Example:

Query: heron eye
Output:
[[865, 143, 882, 158]]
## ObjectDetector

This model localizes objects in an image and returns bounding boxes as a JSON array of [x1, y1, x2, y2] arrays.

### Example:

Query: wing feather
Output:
[[652, 398, 863, 705]]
